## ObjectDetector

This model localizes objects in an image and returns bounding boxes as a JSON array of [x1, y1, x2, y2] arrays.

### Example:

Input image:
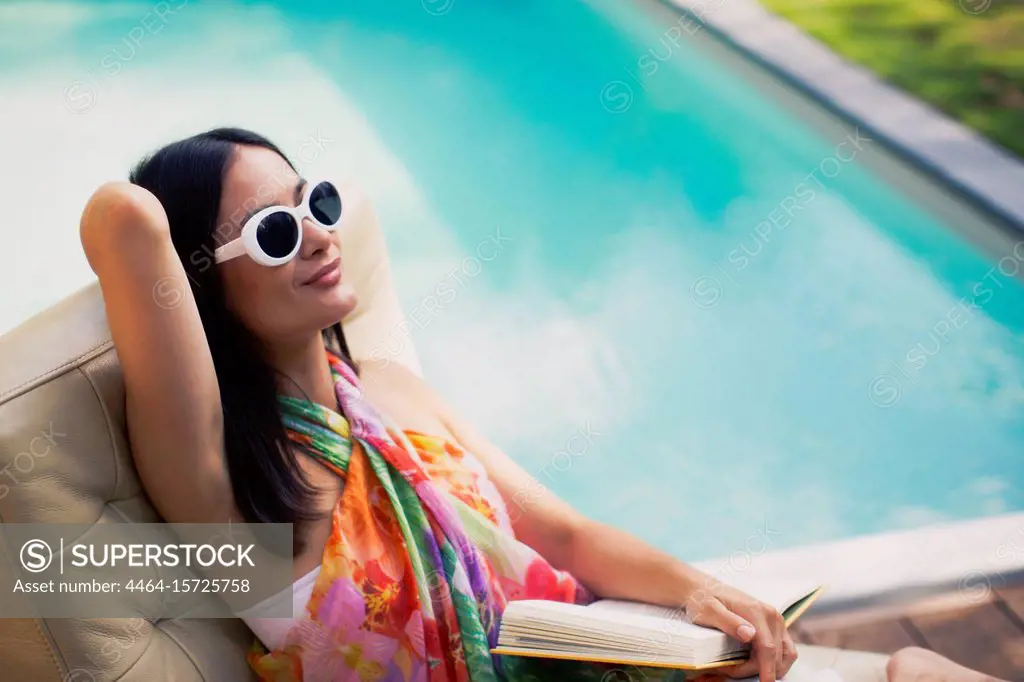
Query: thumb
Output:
[[690, 599, 757, 643]]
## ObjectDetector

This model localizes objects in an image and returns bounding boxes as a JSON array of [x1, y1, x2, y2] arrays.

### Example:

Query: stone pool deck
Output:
[[792, 575, 1024, 680], [693, 514, 1024, 679]]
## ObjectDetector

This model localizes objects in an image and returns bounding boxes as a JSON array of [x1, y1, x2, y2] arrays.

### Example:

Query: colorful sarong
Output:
[[247, 350, 607, 681], [248, 350, 694, 681]]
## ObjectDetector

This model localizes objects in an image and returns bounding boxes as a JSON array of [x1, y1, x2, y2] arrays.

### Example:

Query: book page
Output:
[[583, 578, 820, 632], [584, 601, 724, 642]]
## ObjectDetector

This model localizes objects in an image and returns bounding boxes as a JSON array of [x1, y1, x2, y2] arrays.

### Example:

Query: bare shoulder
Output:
[[356, 358, 451, 434], [358, 357, 430, 395]]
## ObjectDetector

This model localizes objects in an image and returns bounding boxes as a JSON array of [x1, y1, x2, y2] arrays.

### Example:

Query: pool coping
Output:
[[692, 512, 1024, 612], [658, 0, 1024, 232]]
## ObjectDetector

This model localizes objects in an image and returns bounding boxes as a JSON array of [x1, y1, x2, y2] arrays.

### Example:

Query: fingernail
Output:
[[737, 623, 756, 641]]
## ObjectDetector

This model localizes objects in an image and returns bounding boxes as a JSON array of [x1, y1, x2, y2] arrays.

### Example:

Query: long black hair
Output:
[[130, 128, 354, 553]]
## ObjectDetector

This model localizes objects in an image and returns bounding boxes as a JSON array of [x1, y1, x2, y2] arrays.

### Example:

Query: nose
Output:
[[298, 217, 334, 259]]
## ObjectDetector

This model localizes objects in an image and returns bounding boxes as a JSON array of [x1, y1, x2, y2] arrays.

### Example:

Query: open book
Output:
[[491, 581, 824, 671]]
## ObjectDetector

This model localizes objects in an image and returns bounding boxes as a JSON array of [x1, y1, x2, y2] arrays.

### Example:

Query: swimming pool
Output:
[[1, 0, 1021, 562]]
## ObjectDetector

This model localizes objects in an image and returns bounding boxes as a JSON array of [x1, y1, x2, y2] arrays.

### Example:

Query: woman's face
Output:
[[214, 145, 357, 346]]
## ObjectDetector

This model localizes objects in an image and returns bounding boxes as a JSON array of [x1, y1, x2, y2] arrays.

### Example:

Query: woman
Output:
[[78, 128, 989, 682]]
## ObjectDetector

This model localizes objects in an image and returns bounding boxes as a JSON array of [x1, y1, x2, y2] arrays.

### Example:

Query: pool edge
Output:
[[693, 512, 1024, 610], [657, 0, 1024, 233]]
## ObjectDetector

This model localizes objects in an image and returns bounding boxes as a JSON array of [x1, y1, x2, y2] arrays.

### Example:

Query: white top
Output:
[[238, 565, 321, 650]]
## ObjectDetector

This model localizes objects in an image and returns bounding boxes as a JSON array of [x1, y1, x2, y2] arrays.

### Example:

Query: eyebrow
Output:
[[236, 177, 307, 229]]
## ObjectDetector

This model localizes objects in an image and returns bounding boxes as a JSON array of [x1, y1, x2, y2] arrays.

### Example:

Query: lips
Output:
[[304, 257, 341, 286]]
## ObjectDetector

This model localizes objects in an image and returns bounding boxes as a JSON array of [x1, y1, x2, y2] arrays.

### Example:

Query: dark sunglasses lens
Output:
[[309, 182, 342, 226], [255, 211, 299, 258]]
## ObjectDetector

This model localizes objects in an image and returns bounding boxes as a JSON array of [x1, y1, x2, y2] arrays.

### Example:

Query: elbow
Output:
[[80, 182, 171, 271]]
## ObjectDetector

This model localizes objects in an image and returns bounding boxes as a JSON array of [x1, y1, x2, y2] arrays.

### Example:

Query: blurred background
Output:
[[0, 0, 1022, 672]]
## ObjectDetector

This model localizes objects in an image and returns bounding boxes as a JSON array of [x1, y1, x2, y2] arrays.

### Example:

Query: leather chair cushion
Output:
[[0, 186, 418, 681]]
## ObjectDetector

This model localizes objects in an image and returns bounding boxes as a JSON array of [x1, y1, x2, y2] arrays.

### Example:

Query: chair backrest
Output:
[[0, 188, 420, 681]]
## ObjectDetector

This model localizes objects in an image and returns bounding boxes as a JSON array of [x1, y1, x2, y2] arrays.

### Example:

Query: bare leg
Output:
[[886, 647, 1007, 682]]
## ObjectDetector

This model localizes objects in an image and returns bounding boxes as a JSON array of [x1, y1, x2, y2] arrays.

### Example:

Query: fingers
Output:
[[688, 598, 757, 643], [722, 612, 779, 682], [754, 621, 777, 682], [694, 597, 794, 681], [721, 659, 760, 679], [780, 626, 799, 678], [764, 606, 797, 679], [689, 599, 759, 680], [719, 616, 774, 681], [770, 611, 785, 678]]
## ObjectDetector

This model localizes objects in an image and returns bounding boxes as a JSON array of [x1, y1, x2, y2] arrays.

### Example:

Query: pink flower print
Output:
[[287, 578, 400, 682]]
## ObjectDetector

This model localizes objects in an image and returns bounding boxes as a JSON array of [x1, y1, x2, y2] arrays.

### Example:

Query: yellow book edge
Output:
[[490, 584, 827, 672]]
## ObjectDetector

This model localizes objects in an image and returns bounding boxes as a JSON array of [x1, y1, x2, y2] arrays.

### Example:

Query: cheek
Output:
[[221, 263, 296, 330]]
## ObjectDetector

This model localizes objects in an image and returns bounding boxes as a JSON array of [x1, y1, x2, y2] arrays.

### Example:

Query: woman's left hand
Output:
[[684, 579, 798, 682]]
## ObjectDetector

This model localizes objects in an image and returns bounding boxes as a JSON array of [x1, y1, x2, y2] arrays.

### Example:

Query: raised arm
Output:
[[80, 182, 233, 524]]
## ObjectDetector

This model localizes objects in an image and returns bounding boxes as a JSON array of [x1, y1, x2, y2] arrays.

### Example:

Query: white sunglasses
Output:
[[214, 179, 345, 266]]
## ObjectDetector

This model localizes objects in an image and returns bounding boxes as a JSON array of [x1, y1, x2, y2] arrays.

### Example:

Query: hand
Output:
[[684, 579, 797, 682]]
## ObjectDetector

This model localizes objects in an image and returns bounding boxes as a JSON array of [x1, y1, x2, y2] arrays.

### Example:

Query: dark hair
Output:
[[129, 127, 354, 554]]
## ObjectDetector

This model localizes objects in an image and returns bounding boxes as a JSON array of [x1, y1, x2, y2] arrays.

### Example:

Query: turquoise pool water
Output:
[[2, 0, 1022, 561]]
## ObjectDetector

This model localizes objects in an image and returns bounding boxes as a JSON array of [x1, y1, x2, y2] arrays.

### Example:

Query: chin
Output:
[[316, 282, 358, 325]]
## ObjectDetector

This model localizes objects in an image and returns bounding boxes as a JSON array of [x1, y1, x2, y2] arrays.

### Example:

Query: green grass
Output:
[[758, 0, 1024, 159]]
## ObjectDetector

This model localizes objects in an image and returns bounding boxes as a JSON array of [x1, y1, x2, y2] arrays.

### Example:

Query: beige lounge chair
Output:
[[0, 195, 887, 680]]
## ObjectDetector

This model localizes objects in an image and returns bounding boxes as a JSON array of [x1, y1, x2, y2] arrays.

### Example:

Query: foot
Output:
[[886, 647, 1006, 682]]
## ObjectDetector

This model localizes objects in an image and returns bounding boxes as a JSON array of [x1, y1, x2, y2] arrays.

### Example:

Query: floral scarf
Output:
[[247, 350, 638, 682]]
